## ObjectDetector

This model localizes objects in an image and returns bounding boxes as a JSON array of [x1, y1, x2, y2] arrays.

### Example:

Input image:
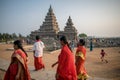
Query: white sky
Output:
[[0, 0, 120, 37]]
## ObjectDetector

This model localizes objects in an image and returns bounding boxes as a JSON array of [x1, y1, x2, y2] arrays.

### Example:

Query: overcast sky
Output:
[[0, 0, 120, 37]]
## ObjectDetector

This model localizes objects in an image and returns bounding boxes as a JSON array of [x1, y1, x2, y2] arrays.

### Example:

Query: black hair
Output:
[[79, 39, 85, 46], [101, 49, 104, 52], [60, 35, 72, 52], [36, 35, 40, 40], [14, 40, 28, 57]]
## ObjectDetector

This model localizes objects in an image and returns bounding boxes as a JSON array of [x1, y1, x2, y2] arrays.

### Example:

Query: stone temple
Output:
[[30, 5, 78, 50], [58, 16, 77, 40], [30, 5, 77, 40]]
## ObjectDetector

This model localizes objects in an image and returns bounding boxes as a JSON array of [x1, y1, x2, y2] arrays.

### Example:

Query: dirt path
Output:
[[0, 44, 120, 80]]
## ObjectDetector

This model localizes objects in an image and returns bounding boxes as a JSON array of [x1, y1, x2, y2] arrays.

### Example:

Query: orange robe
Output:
[[4, 49, 31, 80], [34, 56, 45, 70], [57, 45, 77, 80], [75, 46, 88, 79]]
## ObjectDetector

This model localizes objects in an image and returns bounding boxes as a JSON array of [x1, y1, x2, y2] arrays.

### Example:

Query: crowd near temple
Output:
[[29, 5, 120, 50], [0, 6, 119, 50]]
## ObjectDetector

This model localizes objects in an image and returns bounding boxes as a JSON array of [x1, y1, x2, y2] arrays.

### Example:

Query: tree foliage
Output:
[[0, 33, 25, 42], [79, 33, 87, 38]]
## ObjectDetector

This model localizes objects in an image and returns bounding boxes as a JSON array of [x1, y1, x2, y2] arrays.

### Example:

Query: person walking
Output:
[[4, 40, 31, 80], [75, 39, 89, 80], [33, 35, 45, 71], [52, 35, 77, 80]]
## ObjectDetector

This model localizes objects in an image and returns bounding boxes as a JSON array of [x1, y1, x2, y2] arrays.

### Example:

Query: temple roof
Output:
[[66, 16, 73, 26], [39, 5, 59, 33]]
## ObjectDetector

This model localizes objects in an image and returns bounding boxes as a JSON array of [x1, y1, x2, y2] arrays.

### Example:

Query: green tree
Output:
[[2, 33, 6, 41], [18, 33, 25, 38], [79, 33, 87, 38], [12, 33, 18, 40], [0, 33, 2, 41]]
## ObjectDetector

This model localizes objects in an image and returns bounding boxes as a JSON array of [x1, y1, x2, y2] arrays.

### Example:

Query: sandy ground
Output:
[[0, 44, 120, 80]]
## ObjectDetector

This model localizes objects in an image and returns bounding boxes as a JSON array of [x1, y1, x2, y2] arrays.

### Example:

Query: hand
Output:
[[15, 75, 19, 80], [55, 73, 59, 79], [51, 61, 58, 68], [26, 57, 30, 64], [51, 63, 56, 68]]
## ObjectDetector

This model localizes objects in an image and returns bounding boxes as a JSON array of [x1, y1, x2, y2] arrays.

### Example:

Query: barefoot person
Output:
[[4, 40, 31, 80], [75, 39, 89, 80], [100, 49, 108, 63], [33, 35, 45, 71], [52, 35, 77, 80]]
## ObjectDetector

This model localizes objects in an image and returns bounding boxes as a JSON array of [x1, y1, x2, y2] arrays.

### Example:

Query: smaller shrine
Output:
[[58, 16, 77, 41]]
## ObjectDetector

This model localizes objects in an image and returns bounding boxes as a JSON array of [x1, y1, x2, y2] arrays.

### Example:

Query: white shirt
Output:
[[33, 41, 45, 57]]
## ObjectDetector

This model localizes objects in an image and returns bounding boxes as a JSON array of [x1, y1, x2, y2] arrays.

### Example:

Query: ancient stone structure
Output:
[[30, 6, 78, 50], [30, 5, 77, 41], [29, 6, 120, 50], [30, 5, 59, 40], [58, 16, 77, 41]]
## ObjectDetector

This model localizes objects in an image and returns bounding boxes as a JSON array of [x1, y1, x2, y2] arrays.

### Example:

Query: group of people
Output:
[[4, 35, 89, 80]]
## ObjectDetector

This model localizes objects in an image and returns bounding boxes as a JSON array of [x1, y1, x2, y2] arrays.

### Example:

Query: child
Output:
[[100, 49, 108, 63]]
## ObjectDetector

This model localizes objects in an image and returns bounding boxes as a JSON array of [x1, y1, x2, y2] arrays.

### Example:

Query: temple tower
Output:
[[59, 16, 77, 41], [30, 5, 59, 39], [30, 6, 78, 50]]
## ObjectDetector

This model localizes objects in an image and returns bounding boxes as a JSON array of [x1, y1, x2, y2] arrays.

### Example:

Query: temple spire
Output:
[[33, 5, 59, 38], [66, 16, 73, 26], [49, 5, 53, 13]]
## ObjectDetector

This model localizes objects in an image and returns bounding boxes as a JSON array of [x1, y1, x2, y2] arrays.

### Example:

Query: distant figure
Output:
[[33, 35, 45, 71], [90, 39, 93, 51], [53, 42, 57, 50], [75, 39, 89, 80], [26, 38, 30, 45], [70, 40, 75, 52], [4, 40, 31, 80], [52, 35, 77, 80], [100, 49, 108, 63]]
